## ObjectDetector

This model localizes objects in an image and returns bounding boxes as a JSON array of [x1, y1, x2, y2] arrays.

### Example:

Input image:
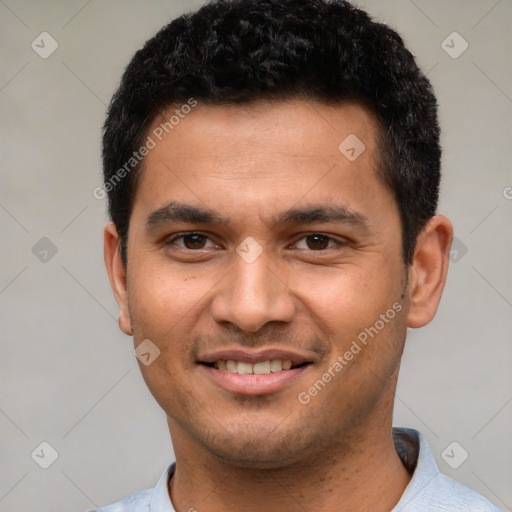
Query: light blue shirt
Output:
[[88, 427, 502, 511]]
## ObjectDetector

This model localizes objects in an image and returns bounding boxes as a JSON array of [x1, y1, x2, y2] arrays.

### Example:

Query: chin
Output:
[[196, 421, 319, 470], [209, 443, 306, 470]]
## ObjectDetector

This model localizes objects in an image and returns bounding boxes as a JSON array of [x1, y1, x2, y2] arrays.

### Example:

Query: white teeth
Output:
[[237, 362, 253, 374], [217, 359, 294, 374], [253, 361, 271, 374], [226, 360, 237, 372], [270, 359, 283, 372]]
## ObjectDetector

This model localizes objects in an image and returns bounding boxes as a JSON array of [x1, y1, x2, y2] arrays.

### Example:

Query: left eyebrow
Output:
[[272, 205, 370, 230]]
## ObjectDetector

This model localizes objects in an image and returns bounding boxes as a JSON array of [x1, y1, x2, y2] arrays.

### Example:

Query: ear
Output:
[[104, 222, 132, 335], [406, 215, 453, 328]]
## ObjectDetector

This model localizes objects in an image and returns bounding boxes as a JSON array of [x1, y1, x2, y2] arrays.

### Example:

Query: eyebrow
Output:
[[145, 201, 370, 231], [275, 205, 368, 228], [146, 202, 223, 228]]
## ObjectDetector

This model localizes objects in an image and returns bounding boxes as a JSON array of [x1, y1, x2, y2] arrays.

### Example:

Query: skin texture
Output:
[[104, 99, 453, 512]]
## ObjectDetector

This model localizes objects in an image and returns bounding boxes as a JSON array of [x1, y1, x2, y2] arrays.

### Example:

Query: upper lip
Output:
[[197, 347, 315, 365]]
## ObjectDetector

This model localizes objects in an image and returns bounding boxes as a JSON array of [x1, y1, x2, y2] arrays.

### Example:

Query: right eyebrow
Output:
[[146, 202, 224, 231]]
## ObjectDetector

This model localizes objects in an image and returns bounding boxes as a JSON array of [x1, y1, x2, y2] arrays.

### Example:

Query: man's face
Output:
[[121, 99, 409, 467]]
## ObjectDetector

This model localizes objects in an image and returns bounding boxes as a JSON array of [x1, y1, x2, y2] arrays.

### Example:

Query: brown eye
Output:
[[305, 234, 330, 250], [167, 232, 215, 250], [293, 233, 346, 252], [182, 233, 207, 249]]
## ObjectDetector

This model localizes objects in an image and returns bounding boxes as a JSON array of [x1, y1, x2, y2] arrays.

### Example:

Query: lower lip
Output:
[[199, 364, 310, 396]]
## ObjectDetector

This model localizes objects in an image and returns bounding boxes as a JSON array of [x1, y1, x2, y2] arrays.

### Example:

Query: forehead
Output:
[[147, 98, 380, 167], [132, 99, 393, 226]]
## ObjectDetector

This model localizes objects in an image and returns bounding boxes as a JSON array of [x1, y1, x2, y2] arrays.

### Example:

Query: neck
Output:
[[168, 417, 411, 512]]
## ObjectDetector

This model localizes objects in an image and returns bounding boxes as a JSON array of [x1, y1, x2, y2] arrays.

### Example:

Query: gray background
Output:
[[0, 0, 511, 511]]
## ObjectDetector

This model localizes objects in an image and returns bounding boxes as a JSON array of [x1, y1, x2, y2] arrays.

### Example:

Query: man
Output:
[[94, 0, 501, 510]]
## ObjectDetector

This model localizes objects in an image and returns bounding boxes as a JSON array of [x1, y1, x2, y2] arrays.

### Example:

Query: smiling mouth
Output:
[[200, 360, 310, 375]]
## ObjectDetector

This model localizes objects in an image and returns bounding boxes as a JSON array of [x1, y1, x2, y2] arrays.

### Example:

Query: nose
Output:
[[210, 251, 295, 333]]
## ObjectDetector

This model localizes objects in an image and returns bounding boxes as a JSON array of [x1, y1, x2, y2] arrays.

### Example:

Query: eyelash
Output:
[[165, 231, 347, 252]]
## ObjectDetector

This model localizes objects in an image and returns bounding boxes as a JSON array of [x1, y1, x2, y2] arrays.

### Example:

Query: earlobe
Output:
[[406, 215, 453, 328], [103, 222, 133, 336]]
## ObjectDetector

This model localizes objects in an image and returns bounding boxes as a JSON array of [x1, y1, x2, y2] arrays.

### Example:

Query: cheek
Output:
[[126, 262, 212, 381], [288, 264, 394, 336], [138, 358, 200, 428], [129, 259, 212, 326]]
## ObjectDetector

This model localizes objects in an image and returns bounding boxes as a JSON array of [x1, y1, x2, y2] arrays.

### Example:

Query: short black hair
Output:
[[102, 0, 441, 266]]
